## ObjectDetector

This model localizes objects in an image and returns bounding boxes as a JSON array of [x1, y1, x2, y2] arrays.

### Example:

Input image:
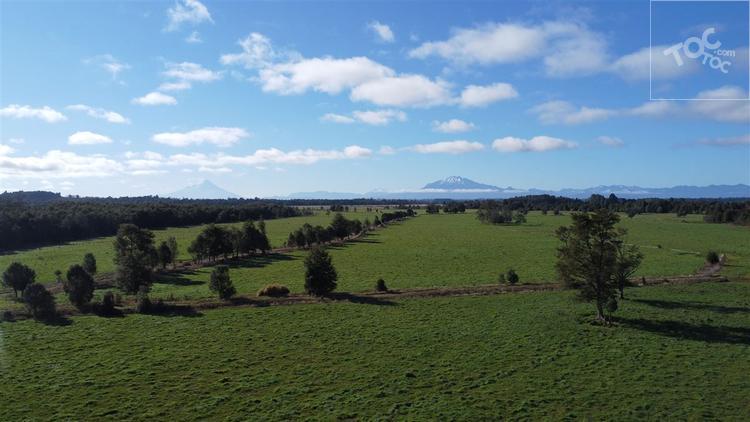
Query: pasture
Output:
[[1, 211, 748, 306], [1, 281, 748, 420]]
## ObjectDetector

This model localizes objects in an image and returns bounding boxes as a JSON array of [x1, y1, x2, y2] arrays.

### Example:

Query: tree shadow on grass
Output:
[[617, 317, 750, 345], [223, 253, 297, 270], [326, 292, 397, 306], [146, 303, 203, 318], [154, 269, 204, 286], [632, 299, 750, 314]]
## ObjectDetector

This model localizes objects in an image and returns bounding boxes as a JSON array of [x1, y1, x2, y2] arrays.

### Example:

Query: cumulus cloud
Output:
[[0, 150, 123, 178], [0, 104, 67, 123], [83, 54, 130, 81], [368, 21, 395, 43], [165, 0, 213, 31], [152, 127, 250, 147], [163, 61, 222, 82], [530, 101, 616, 125], [322, 109, 406, 125], [458, 83, 518, 107], [610, 45, 698, 80], [432, 119, 475, 133], [410, 21, 609, 77], [410, 140, 484, 154], [379, 145, 396, 155], [68, 131, 113, 145], [67, 104, 129, 124], [597, 136, 624, 147], [688, 86, 750, 123], [492, 136, 577, 152], [321, 113, 356, 124], [132, 92, 178, 106], [349, 74, 452, 107], [221, 32, 505, 108], [0, 144, 15, 156]]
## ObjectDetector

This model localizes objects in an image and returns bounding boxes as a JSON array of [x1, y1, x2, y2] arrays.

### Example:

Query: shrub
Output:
[[706, 251, 720, 265], [2, 310, 14, 322], [257, 284, 290, 297], [209, 265, 236, 300], [64, 264, 95, 310], [83, 253, 97, 275], [99, 291, 116, 315], [22, 283, 56, 321], [375, 278, 388, 292], [304, 247, 338, 296], [507, 269, 519, 285], [2, 262, 36, 299], [136, 289, 152, 314]]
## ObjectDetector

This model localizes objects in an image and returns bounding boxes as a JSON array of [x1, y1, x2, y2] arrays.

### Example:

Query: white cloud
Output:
[[597, 136, 624, 147], [432, 119, 475, 133], [163, 62, 222, 82], [321, 113, 356, 124], [379, 145, 396, 155], [410, 140, 484, 154], [152, 127, 250, 147], [68, 131, 113, 145], [492, 136, 577, 152], [458, 83, 518, 107], [260, 56, 394, 95], [610, 45, 698, 80], [368, 21, 395, 43], [409, 21, 609, 77], [322, 109, 406, 126], [0, 144, 15, 156], [222, 33, 455, 108], [132, 92, 178, 106], [83, 54, 130, 81], [158, 81, 192, 91], [67, 104, 130, 124], [186, 31, 202, 43], [530, 101, 616, 125], [165, 0, 213, 32], [696, 134, 750, 147], [220, 33, 282, 69], [0, 104, 67, 123], [343, 145, 373, 158], [7, 138, 25, 145], [689, 86, 750, 123], [627, 101, 677, 118], [0, 150, 123, 178], [350, 74, 452, 107]]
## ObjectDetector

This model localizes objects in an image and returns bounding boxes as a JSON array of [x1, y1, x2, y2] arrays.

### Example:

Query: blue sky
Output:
[[1, 0, 748, 197]]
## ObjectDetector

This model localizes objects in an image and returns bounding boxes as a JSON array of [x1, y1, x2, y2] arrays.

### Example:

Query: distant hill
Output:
[[167, 180, 239, 200]]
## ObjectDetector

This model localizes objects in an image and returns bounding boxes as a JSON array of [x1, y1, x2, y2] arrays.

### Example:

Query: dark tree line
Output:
[[286, 213, 364, 248], [188, 221, 270, 262], [0, 199, 301, 251]]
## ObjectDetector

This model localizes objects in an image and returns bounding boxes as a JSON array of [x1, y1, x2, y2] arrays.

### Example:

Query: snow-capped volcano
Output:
[[168, 180, 239, 199], [422, 176, 501, 191]]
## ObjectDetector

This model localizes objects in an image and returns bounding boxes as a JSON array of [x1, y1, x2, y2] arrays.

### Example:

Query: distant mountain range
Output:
[[275, 176, 750, 200], [167, 180, 239, 199]]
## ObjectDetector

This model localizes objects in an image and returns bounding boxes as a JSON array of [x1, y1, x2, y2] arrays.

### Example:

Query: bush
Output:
[[2, 310, 14, 322], [64, 264, 95, 310], [706, 251, 720, 265], [136, 289, 152, 314], [375, 278, 388, 292], [22, 283, 56, 321], [83, 253, 97, 275], [209, 265, 236, 300], [257, 284, 290, 297], [507, 269, 519, 285], [99, 291, 117, 315], [304, 247, 338, 296], [2, 262, 36, 299]]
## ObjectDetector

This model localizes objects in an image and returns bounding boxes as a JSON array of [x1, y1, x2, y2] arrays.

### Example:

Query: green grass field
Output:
[[0, 210, 377, 283], [1, 212, 748, 306], [2, 281, 748, 420]]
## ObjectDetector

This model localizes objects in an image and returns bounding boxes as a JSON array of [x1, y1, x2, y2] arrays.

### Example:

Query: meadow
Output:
[[2, 281, 748, 420], [1, 211, 748, 306]]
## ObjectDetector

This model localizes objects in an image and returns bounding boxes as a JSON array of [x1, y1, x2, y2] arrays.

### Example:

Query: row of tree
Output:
[[476, 206, 527, 225], [188, 221, 271, 262], [286, 213, 365, 248], [0, 199, 301, 251]]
